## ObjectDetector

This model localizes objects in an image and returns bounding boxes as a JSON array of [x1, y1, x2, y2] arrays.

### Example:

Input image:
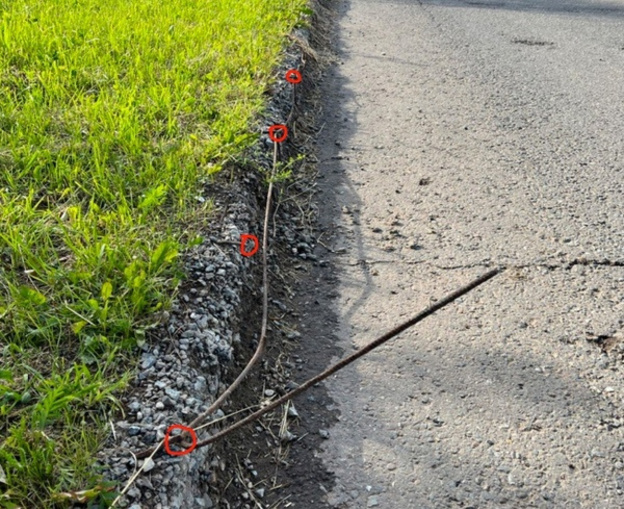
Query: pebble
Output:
[[194, 497, 213, 508], [367, 496, 379, 507], [319, 429, 330, 439], [141, 354, 157, 369], [127, 487, 141, 499], [280, 430, 297, 443], [142, 458, 156, 473], [165, 387, 181, 401]]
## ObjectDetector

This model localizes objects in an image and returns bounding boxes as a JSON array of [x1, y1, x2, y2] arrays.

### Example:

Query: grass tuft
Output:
[[0, 0, 309, 506]]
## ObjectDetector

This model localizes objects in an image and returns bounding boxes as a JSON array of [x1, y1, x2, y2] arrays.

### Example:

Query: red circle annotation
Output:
[[164, 424, 197, 457], [268, 124, 288, 143], [285, 69, 302, 84], [240, 234, 259, 257]]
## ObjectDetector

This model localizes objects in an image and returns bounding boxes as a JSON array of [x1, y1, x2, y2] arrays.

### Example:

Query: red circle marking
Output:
[[285, 69, 302, 84], [240, 234, 259, 257], [164, 424, 197, 457], [268, 124, 288, 143]]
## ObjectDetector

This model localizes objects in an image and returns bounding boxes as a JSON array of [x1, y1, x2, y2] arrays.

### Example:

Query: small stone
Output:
[[155, 402, 165, 410], [264, 389, 275, 397], [604, 386, 615, 393], [143, 457, 156, 473], [280, 430, 297, 443], [195, 376, 207, 392], [127, 487, 141, 499], [386, 463, 396, 471], [367, 496, 379, 507], [141, 354, 157, 370], [165, 387, 181, 401], [319, 429, 330, 439], [255, 488, 265, 498]]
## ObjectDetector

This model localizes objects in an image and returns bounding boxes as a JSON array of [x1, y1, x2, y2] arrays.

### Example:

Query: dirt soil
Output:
[[211, 0, 624, 508]]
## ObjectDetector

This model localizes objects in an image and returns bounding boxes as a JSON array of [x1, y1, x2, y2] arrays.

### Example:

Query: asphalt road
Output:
[[307, 0, 624, 507]]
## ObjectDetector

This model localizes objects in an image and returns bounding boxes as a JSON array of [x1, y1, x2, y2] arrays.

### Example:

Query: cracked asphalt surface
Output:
[[296, 0, 624, 507]]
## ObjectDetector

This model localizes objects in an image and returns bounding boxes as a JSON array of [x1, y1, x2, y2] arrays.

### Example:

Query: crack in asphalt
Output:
[[433, 258, 624, 271]]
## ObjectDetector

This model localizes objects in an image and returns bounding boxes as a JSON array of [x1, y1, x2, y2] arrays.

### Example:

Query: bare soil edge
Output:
[[206, 1, 348, 508]]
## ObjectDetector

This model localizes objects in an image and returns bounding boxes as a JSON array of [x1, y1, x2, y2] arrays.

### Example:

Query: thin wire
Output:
[[135, 132, 280, 460]]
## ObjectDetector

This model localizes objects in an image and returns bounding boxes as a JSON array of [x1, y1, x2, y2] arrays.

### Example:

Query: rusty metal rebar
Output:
[[190, 266, 503, 451]]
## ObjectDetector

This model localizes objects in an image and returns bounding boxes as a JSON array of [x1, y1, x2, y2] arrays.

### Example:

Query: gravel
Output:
[[96, 23, 318, 509]]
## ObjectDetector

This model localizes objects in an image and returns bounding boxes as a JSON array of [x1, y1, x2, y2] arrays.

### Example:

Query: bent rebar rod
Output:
[[190, 266, 503, 451]]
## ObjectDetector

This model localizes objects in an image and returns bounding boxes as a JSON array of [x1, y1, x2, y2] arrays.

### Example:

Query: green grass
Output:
[[0, 0, 308, 506]]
